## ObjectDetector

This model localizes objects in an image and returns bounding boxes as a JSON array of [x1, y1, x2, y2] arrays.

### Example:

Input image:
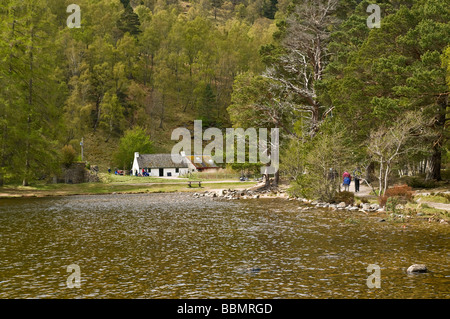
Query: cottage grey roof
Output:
[[137, 154, 188, 169]]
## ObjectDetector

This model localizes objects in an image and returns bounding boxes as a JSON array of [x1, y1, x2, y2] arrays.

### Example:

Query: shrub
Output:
[[332, 191, 355, 205], [385, 184, 413, 199], [61, 145, 77, 168], [379, 184, 413, 207], [385, 196, 402, 213], [405, 177, 438, 189]]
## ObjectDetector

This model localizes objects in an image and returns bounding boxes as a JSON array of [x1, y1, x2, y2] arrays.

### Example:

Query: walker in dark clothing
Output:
[[354, 177, 360, 192], [353, 168, 361, 193]]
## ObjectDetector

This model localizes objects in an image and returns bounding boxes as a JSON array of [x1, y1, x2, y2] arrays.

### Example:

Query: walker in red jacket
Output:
[[342, 171, 351, 191]]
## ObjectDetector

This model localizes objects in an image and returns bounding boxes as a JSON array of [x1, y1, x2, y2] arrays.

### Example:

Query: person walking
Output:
[[342, 171, 351, 192], [353, 169, 361, 192]]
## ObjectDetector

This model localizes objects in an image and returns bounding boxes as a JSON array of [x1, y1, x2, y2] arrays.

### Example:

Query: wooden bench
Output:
[[188, 181, 202, 188]]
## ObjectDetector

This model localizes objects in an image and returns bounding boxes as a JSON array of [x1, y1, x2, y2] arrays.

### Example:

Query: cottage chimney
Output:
[[135, 152, 140, 158]]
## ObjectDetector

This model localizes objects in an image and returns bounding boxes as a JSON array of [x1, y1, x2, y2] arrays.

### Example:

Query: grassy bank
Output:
[[0, 179, 257, 198]]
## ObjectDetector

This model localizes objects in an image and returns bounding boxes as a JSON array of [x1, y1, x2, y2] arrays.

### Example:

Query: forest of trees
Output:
[[0, 0, 279, 185], [0, 0, 448, 198], [228, 0, 449, 199]]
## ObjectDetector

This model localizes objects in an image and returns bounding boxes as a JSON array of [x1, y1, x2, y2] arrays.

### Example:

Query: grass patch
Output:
[[0, 180, 257, 198], [184, 168, 242, 181], [98, 173, 183, 184], [419, 206, 450, 218], [344, 217, 359, 224], [402, 202, 449, 221], [414, 193, 450, 204]]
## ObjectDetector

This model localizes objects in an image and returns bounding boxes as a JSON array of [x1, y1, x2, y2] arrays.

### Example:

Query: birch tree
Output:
[[367, 111, 431, 196]]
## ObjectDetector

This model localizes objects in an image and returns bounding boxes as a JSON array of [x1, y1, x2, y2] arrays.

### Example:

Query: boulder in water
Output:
[[407, 264, 427, 274]]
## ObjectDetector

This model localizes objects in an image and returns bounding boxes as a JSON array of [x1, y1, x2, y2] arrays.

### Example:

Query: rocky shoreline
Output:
[[193, 188, 382, 211], [193, 188, 449, 224]]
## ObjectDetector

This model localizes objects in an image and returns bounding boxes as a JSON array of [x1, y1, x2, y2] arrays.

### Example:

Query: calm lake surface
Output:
[[0, 193, 448, 299]]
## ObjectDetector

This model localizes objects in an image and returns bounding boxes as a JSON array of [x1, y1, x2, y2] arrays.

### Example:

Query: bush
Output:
[[385, 196, 402, 213], [61, 145, 77, 168], [332, 191, 355, 205], [405, 177, 438, 189], [385, 184, 413, 199], [379, 184, 413, 207]]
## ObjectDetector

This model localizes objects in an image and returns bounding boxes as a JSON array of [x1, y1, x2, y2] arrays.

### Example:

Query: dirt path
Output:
[[353, 184, 376, 198], [354, 184, 450, 211], [419, 201, 450, 211], [415, 190, 450, 211]]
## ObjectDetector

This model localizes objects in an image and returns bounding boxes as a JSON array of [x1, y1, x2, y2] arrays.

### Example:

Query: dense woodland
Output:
[[0, 0, 448, 199]]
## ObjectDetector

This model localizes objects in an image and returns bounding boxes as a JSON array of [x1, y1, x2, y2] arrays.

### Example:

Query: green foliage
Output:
[[262, 0, 278, 19], [0, 0, 276, 183], [402, 177, 440, 189], [0, 0, 65, 185], [118, 1, 142, 36], [344, 217, 359, 225], [320, 0, 449, 183], [196, 83, 216, 126], [385, 197, 402, 214], [288, 121, 350, 202], [1, 0, 448, 187], [113, 126, 154, 170], [380, 184, 414, 207], [443, 46, 450, 89], [61, 145, 77, 168]]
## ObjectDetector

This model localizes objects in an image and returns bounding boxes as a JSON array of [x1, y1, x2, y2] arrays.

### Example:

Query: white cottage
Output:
[[131, 152, 218, 177], [132, 152, 190, 177]]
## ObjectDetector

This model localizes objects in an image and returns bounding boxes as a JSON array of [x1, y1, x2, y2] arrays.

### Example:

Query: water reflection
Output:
[[0, 193, 448, 298]]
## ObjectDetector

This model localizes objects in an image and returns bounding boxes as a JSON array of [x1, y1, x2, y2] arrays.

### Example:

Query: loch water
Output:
[[0, 193, 448, 298]]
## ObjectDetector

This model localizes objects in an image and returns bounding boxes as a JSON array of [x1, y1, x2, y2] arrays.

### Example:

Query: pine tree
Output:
[[0, 0, 64, 185], [196, 83, 216, 126], [118, 0, 142, 36], [262, 0, 278, 19]]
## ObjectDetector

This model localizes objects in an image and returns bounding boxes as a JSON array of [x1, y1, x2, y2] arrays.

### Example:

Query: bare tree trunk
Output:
[[263, 174, 270, 187], [426, 93, 447, 181], [426, 144, 441, 181], [378, 159, 383, 197], [272, 170, 279, 187], [383, 162, 390, 195]]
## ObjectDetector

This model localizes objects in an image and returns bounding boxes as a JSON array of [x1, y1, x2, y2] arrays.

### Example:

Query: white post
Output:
[[80, 137, 84, 162]]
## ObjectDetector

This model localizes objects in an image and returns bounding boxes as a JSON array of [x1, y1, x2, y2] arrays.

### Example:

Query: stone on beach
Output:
[[337, 202, 346, 208]]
